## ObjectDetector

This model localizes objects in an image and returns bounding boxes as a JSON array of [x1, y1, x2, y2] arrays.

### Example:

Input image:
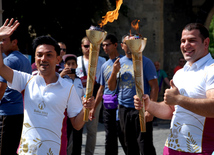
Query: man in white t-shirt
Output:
[[0, 19, 95, 155], [134, 23, 214, 154], [76, 36, 106, 155]]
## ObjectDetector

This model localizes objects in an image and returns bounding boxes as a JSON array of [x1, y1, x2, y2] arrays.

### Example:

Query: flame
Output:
[[130, 19, 140, 36], [99, 0, 123, 27]]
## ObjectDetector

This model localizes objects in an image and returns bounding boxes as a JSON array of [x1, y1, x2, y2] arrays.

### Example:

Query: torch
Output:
[[83, 27, 107, 122], [83, 0, 122, 121], [125, 37, 147, 132]]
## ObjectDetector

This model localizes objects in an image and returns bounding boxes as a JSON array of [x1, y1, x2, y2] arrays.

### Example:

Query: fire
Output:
[[99, 0, 123, 27], [130, 19, 140, 36]]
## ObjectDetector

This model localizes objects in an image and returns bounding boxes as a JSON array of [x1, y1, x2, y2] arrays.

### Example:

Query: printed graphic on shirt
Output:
[[119, 64, 135, 89]]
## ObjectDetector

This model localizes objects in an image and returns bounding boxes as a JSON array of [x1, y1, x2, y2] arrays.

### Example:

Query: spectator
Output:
[[76, 36, 106, 155], [108, 35, 159, 155], [60, 54, 85, 155], [154, 61, 170, 92], [92, 34, 126, 155], [58, 42, 67, 69], [0, 28, 32, 154], [173, 57, 186, 74]]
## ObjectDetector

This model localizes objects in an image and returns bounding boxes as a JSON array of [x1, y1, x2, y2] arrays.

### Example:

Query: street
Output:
[[82, 120, 170, 155]]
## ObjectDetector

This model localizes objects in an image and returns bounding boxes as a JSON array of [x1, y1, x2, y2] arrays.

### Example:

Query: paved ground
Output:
[[81, 119, 170, 155]]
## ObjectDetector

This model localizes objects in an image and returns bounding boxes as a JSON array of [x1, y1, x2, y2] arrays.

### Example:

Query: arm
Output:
[[164, 77, 170, 87], [134, 95, 174, 120], [0, 82, 7, 100], [145, 78, 159, 122], [89, 85, 104, 119], [70, 96, 95, 130], [0, 19, 20, 83], [108, 58, 120, 91], [164, 80, 214, 118]]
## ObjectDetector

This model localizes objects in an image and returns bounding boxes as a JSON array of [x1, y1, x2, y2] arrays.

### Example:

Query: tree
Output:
[[209, 15, 214, 57]]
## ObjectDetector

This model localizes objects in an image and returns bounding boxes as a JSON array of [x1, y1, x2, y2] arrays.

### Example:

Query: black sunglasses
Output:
[[83, 45, 90, 48], [60, 48, 66, 52]]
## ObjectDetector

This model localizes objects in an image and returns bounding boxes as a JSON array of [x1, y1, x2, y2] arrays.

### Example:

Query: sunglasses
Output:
[[60, 48, 66, 52], [102, 43, 112, 47], [83, 45, 90, 48]]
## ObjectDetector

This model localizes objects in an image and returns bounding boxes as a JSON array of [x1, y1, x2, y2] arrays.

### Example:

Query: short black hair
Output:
[[32, 35, 60, 56], [104, 34, 118, 44], [183, 23, 209, 42], [65, 56, 77, 64]]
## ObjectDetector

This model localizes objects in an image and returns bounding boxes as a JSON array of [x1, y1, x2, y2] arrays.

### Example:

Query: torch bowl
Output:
[[86, 30, 107, 45], [125, 38, 147, 53]]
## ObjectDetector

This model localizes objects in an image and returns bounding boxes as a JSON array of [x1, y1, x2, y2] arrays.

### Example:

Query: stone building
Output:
[[103, 0, 214, 79]]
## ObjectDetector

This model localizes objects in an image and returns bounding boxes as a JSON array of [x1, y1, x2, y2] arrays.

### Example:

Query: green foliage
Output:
[[209, 15, 214, 57]]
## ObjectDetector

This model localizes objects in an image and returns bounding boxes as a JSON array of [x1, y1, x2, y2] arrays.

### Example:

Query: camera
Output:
[[70, 68, 76, 74]]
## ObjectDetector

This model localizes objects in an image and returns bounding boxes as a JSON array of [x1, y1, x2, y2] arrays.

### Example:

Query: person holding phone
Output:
[[60, 54, 85, 155]]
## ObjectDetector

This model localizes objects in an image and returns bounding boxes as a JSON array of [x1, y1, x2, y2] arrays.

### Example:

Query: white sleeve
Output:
[[67, 86, 83, 118], [7, 70, 32, 92], [206, 65, 214, 91]]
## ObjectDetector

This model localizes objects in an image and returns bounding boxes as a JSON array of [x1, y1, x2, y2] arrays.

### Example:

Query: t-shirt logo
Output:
[[38, 101, 46, 110]]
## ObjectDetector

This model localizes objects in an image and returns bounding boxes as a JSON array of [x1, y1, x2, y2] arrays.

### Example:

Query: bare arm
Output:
[[0, 82, 7, 100], [164, 77, 170, 87], [0, 19, 20, 83], [94, 85, 104, 110], [108, 58, 120, 91], [70, 96, 95, 130], [134, 95, 174, 120], [148, 79, 159, 102]]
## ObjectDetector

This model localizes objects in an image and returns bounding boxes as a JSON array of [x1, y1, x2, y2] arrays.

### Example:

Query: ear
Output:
[[12, 39, 18, 46], [204, 37, 210, 50], [56, 55, 61, 63]]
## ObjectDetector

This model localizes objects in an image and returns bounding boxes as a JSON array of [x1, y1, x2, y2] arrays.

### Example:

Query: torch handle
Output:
[[132, 52, 146, 132], [83, 43, 100, 122]]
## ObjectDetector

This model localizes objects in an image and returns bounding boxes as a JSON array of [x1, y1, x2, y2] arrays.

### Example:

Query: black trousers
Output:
[[119, 105, 156, 155], [103, 106, 127, 155], [67, 118, 83, 155], [0, 114, 23, 155]]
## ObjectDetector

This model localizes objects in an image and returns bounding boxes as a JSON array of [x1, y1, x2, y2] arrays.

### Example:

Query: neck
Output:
[[39, 72, 58, 85], [109, 51, 119, 59], [68, 74, 75, 80], [83, 55, 89, 60]]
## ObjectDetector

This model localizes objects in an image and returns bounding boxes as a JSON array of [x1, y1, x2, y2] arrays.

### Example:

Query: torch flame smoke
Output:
[[99, 0, 123, 27]]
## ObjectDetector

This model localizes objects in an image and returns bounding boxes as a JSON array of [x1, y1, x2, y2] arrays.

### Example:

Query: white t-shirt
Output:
[[165, 53, 214, 153], [76, 56, 106, 84], [63, 77, 85, 99], [8, 70, 83, 154]]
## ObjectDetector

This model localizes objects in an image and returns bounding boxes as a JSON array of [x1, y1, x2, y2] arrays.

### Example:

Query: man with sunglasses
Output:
[[58, 42, 67, 69], [76, 36, 106, 155]]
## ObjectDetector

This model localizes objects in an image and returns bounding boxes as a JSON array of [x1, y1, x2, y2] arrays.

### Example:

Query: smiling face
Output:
[[35, 44, 60, 77], [180, 29, 209, 66]]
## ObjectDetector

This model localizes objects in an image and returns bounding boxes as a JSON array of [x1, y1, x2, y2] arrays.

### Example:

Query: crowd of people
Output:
[[0, 18, 213, 155]]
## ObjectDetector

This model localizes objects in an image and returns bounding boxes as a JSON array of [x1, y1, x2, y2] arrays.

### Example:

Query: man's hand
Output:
[[82, 96, 95, 120], [134, 94, 150, 111], [112, 58, 121, 74], [164, 80, 180, 106], [60, 67, 72, 77], [0, 18, 20, 41]]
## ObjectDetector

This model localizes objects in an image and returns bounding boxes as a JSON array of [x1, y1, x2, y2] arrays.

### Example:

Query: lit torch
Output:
[[83, 0, 123, 122], [125, 20, 147, 132]]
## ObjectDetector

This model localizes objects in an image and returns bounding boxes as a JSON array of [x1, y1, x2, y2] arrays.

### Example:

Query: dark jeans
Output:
[[103, 106, 126, 155], [119, 105, 156, 155], [0, 114, 23, 155]]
